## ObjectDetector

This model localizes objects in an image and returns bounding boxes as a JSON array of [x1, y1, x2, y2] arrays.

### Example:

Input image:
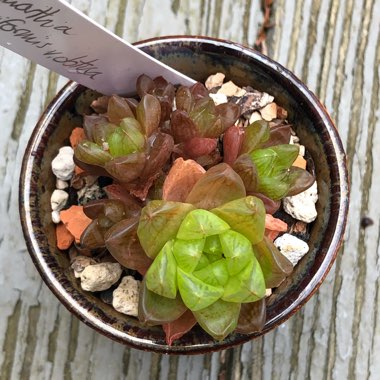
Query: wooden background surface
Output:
[[0, 0, 379, 379]]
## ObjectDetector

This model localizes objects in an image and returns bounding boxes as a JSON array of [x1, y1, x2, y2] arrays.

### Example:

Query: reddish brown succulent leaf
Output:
[[236, 299, 266, 334], [104, 184, 142, 214], [105, 218, 152, 275], [170, 110, 199, 143], [223, 125, 244, 166], [181, 137, 217, 159], [107, 95, 134, 125], [104, 153, 146, 183], [163, 310, 197, 346], [91, 95, 110, 114], [162, 158, 205, 202], [248, 192, 281, 214], [83, 115, 109, 140]]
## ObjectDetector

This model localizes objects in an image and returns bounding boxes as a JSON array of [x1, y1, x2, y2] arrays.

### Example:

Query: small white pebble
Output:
[[112, 276, 140, 317], [80, 263, 122, 292], [265, 288, 272, 297], [52, 146, 75, 181], [205, 72, 225, 90], [274, 233, 309, 266], [209, 93, 228, 105], [249, 111, 263, 124], [217, 81, 246, 97], [56, 179, 69, 189], [51, 189, 69, 211], [259, 102, 277, 121], [289, 135, 300, 144], [51, 210, 61, 224], [283, 181, 318, 223], [298, 145, 305, 157]]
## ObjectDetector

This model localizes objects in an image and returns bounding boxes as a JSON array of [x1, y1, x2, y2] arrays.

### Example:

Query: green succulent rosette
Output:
[[136, 196, 272, 341]]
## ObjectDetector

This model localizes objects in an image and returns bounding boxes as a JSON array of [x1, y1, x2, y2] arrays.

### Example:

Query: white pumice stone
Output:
[[249, 111, 263, 124], [274, 233, 309, 266], [298, 145, 305, 157], [56, 179, 69, 189], [51, 210, 61, 224], [112, 276, 140, 317], [205, 72, 225, 89], [283, 181, 318, 223], [217, 81, 246, 97], [50, 189, 69, 211], [71, 256, 97, 278], [52, 146, 75, 180], [209, 93, 228, 105], [80, 263, 122, 292], [265, 288, 273, 297]]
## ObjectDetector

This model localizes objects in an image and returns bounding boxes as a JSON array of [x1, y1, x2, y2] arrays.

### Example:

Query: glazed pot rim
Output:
[[19, 35, 349, 354]]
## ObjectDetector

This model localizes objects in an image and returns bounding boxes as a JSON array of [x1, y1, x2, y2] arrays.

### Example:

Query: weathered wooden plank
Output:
[[0, 0, 379, 379]]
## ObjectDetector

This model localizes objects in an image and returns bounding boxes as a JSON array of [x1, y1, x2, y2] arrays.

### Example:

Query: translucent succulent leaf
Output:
[[256, 175, 290, 200], [107, 95, 134, 125], [190, 82, 209, 100], [194, 259, 229, 287], [219, 230, 253, 276], [195, 254, 210, 271], [247, 192, 281, 214], [236, 299, 266, 334], [163, 309, 197, 345], [162, 158, 205, 202], [103, 184, 143, 216], [136, 74, 155, 97], [136, 94, 161, 137], [222, 259, 266, 303], [91, 122, 118, 146], [211, 196, 266, 245], [189, 98, 218, 137], [239, 120, 270, 155], [107, 120, 145, 157], [91, 95, 109, 114], [74, 141, 112, 166], [261, 123, 292, 147], [138, 279, 187, 325], [146, 240, 178, 299], [83, 199, 126, 222], [250, 145, 299, 176], [104, 153, 146, 183], [193, 299, 240, 341], [175, 86, 193, 112], [83, 114, 108, 141], [181, 137, 217, 159], [170, 110, 198, 143], [177, 267, 223, 311], [185, 163, 246, 210], [80, 219, 105, 249], [203, 235, 223, 255], [286, 167, 315, 196], [252, 236, 293, 288], [176, 209, 230, 240], [223, 125, 244, 166], [137, 200, 195, 259], [104, 218, 152, 275], [233, 154, 258, 193], [173, 238, 205, 272], [215, 102, 241, 130]]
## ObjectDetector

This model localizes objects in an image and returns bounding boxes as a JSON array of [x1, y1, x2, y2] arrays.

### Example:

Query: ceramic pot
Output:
[[19, 36, 349, 354]]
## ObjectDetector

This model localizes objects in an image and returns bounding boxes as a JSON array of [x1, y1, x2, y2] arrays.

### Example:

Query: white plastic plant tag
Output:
[[0, 0, 195, 95]]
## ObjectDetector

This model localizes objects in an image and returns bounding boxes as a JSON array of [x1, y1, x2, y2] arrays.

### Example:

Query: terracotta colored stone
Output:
[[56, 223, 74, 250], [162, 158, 205, 202], [74, 165, 85, 175], [60, 205, 92, 243], [70, 127, 86, 148], [292, 155, 307, 169], [265, 214, 288, 241]]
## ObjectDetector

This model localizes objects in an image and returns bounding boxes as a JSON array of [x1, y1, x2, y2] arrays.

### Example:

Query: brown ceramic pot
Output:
[[19, 36, 349, 354]]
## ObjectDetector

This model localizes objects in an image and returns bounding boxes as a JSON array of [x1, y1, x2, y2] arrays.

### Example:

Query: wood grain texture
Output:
[[0, 0, 379, 379]]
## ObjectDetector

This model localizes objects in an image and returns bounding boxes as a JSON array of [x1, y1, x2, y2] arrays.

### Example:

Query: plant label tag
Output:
[[0, 0, 195, 95]]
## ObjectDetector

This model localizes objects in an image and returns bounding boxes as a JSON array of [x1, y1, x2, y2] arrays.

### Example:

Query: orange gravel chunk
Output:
[[56, 223, 74, 250], [265, 214, 288, 241], [292, 155, 307, 169], [69, 127, 86, 148], [74, 165, 85, 175], [60, 205, 92, 243]]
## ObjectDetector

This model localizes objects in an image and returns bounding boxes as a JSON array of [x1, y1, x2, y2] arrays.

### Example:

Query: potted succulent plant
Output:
[[20, 37, 349, 354]]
